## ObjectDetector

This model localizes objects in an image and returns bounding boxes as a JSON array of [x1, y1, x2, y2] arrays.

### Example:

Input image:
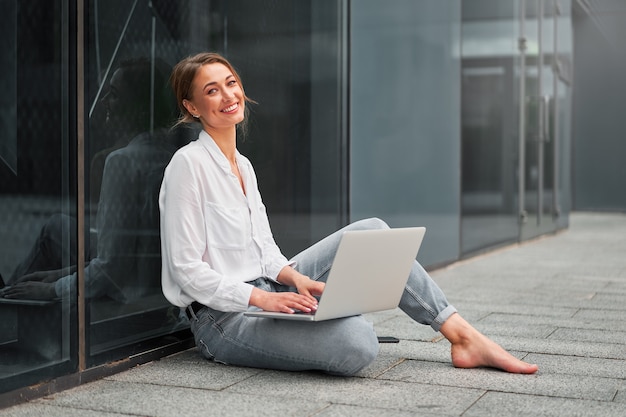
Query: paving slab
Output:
[[379, 359, 620, 402], [479, 335, 626, 360], [479, 312, 626, 332], [313, 403, 449, 417], [523, 353, 626, 379], [464, 392, 626, 417], [0, 403, 132, 417], [31, 379, 329, 417], [107, 349, 262, 390], [447, 303, 579, 319], [225, 370, 485, 415], [547, 327, 626, 345]]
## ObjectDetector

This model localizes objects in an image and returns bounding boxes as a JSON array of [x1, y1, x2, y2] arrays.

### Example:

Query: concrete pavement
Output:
[[2, 212, 625, 416]]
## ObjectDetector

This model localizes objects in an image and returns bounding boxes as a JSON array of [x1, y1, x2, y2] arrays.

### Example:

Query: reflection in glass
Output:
[[461, 0, 572, 251], [460, 1, 522, 254], [0, 0, 75, 394], [86, 57, 190, 360]]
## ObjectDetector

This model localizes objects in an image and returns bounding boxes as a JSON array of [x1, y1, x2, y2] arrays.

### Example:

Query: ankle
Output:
[[439, 313, 476, 345]]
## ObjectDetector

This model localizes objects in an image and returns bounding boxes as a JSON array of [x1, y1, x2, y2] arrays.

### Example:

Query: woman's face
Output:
[[101, 66, 151, 132], [103, 68, 137, 124], [184, 62, 245, 131]]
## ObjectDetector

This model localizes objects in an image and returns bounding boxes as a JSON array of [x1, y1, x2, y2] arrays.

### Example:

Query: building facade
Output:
[[2, 0, 623, 404]]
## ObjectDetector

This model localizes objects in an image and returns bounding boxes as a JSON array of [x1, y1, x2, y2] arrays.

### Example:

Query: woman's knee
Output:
[[348, 217, 389, 232], [41, 214, 76, 243]]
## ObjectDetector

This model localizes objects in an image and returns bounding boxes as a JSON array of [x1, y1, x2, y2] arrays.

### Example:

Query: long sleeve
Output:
[[53, 152, 139, 301], [160, 131, 291, 311], [159, 141, 252, 311], [55, 132, 175, 302]]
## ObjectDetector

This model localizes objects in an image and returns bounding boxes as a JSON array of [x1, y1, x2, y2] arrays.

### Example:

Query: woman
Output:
[[159, 52, 538, 376]]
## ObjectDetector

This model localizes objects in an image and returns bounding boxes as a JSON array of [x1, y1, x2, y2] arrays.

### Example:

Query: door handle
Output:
[[543, 95, 551, 142]]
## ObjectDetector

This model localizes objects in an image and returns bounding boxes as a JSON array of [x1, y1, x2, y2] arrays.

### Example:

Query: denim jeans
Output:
[[188, 217, 457, 376], [8, 213, 85, 285]]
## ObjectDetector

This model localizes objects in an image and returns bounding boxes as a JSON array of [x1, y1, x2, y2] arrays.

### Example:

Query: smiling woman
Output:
[[158, 52, 539, 377]]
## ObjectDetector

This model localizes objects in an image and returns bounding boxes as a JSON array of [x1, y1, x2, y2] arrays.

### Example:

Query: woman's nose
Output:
[[222, 90, 234, 101]]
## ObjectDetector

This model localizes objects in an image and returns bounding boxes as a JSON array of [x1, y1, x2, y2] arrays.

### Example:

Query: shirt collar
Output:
[[198, 130, 243, 175]]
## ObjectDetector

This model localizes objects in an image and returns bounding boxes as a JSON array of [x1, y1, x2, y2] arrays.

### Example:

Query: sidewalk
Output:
[[3, 212, 625, 416]]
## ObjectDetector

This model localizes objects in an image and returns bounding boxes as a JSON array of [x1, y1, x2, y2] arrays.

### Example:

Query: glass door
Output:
[[518, 0, 562, 239], [460, 1, 522, 255]]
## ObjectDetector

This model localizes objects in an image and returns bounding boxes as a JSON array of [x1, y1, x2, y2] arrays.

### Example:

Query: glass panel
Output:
[[350, 0, 461, 267], [461, 1, 521, 254], [85, 0, 345, 364], [0, 0, 77, 393], [522, 0, 550, 229], [519, 0, 570, 239], [461, 0, 572, 251], [555, 70, 572, 227], [572, 0, 626, 210], [554, 0, 572, 228], [85, 0, 193, 363], [224, 0, 347, 255]]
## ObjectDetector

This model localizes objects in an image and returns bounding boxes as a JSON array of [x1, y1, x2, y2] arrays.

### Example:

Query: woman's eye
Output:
[[228, 80, 237, 86], [207, 88, 217, 95]]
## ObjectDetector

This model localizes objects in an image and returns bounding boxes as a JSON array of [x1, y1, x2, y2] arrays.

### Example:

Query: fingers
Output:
[[15, 271, 44, 283], [250, 287, 319, 314], [293, 289, 317, 303], [1, 284, 25, 299], [277, 292, 318, 314], [15, 269, 65, 284], [13, 275, 29, 284], [0, 282, 56, 300], [309, 281, 325, 296], [296, 280, 325, 298]]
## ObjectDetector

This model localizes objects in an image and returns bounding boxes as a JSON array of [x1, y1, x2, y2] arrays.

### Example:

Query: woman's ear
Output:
[[182, 99, 198, 118]]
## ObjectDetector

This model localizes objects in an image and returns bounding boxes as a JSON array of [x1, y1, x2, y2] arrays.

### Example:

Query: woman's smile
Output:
[[221, 102, 239, 113]]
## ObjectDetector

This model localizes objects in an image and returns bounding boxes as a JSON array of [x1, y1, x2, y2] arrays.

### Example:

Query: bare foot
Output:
[[439, 313, 538, 374]]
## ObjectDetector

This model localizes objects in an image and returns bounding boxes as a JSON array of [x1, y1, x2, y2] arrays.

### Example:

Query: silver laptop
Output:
[[244, 227, 426, 321]]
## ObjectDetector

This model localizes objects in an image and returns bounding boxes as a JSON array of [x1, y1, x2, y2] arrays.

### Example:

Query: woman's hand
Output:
[[1, 282, 57, 300], [293, 276, 325, 299], [249, 287, 319, 314], [249, 266, 326, 313], [276, 265, 325, 295], [14, 266, 76, 284]]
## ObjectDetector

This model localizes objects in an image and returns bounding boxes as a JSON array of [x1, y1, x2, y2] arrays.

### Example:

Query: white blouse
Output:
[[159, 130, 291, 311]]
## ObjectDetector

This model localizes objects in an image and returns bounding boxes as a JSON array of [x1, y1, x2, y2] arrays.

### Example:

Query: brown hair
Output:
[[170, 52, 255, 133]]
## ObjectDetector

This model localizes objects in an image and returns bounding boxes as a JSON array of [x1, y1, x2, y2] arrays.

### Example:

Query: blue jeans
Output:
[[188, 218, 457, 376], [7, 213, 87, 285]]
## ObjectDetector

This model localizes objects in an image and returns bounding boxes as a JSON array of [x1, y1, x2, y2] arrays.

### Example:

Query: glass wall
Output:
[[572, 1, 626, 211], [84, 0, 189, 365], [0, 0, 77, 392], [350, 0, 462, 267], [460, 0, 572, 254], [461, 2, 521, 253]]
